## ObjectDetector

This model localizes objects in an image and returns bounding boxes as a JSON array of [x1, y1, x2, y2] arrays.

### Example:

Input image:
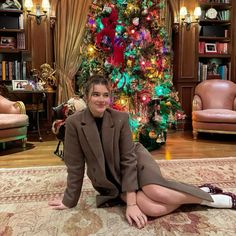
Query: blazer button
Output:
[[141, 166, 144, 171]]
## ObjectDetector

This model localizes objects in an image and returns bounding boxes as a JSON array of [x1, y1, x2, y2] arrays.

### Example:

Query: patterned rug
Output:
[[0, 157, 236, 236]]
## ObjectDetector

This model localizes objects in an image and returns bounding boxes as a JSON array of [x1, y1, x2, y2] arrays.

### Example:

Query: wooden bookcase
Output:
[[197, 0, 232, 81], [172, 0, 236, 126], [0, 0, 30, 85]]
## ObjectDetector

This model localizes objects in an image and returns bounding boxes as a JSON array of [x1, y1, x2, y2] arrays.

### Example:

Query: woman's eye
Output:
[[92, 93, 99, 96]]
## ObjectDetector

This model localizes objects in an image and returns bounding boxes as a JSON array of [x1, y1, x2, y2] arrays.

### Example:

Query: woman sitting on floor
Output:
[[49, 75, 236, 229]]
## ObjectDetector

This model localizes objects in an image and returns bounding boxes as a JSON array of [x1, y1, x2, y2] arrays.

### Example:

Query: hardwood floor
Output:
[[1, 130, 236, 168]]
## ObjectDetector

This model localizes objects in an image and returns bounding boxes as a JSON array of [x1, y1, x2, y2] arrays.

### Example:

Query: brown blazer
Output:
[[62, 108, 212, 208]]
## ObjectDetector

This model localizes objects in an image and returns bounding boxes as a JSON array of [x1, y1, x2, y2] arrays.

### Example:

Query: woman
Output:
[[49, 75, 235, 229]]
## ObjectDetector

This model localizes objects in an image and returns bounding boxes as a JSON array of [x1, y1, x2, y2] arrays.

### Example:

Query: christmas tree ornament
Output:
[[132, 17, 139, 26], [156, 134, 162, 143], [142, 7, 148, 15], [149, 130, 158, 139]]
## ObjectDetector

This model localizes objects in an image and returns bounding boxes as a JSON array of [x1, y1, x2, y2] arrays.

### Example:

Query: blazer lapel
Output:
[[101, 110, 117, 179], [81, 109, 105, 170]]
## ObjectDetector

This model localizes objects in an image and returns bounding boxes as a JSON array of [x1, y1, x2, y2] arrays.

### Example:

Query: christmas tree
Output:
[[76, 0, 185, 150]]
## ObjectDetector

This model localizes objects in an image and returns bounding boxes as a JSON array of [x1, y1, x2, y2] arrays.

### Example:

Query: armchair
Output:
[[0, 95, 29, 149], [192, 79, 236, 139]]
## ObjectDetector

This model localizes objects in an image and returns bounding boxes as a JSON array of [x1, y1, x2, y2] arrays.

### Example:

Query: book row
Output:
[[0, 60, 29, 81], [198, 61, 231, 81]]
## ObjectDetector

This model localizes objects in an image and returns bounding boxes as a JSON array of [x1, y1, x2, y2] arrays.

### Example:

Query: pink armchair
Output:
[[0, 95, 29, 149], [192, 79, 236, 139]]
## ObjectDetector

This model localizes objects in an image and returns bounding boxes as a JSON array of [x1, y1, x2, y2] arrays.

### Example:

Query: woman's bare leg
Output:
[[121, 184, 204, 217], [142, 184, 202, 205], [121, 190, 181, 217], [136, 191, 181, 217]]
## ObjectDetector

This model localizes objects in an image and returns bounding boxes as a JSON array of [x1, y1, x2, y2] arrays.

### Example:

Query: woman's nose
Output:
[[98, 95, 105, 102]]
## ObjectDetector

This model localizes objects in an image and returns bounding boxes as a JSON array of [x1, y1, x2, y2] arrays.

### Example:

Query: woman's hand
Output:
[[126, 204, 148, 229], [48, 198, 68, 210]]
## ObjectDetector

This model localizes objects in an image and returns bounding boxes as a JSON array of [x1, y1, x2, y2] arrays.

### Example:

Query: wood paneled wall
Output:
[[25, 0, 55, 69], [173, 0, 199, 122]]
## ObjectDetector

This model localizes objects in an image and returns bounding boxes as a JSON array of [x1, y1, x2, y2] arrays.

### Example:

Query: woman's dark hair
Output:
[[84, 75, 111, 97]]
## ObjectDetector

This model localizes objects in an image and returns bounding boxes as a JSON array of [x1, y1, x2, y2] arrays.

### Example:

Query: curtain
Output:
[[54, 0, 92, 104]]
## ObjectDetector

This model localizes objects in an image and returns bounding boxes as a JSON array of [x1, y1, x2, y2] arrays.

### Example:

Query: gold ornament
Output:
[[127, 59, 133, 67], [32, 63, 57, 91], [40, 64, 57, 91], [126, 3, 140, 14], [149, 130, 157, 139]]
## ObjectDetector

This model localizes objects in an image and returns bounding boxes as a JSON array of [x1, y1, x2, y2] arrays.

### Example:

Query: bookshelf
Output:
[[197, 0, 232, 81], [0, 0, 30, 86]]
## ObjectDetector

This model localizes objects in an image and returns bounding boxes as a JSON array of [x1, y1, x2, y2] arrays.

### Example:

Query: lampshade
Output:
[[194, 7, 202, 19], [25, 0, 33, 10], [42, 0, 50, 12], [180, 6, 187, 19]]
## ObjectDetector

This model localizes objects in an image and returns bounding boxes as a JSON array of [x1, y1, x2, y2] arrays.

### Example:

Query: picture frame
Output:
[[0, 36, 16, 49], [12, 80, 28, 90], [205, 43, 217, 53]]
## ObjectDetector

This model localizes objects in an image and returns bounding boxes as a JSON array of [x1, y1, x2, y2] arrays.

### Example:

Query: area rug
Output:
[[0, 158, 236, 236]]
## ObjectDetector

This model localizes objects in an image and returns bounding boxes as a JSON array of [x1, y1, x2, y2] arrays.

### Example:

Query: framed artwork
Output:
[[12, 80, 28, 90], [0, 36, 16, 49], [205, 43, 217, 53]]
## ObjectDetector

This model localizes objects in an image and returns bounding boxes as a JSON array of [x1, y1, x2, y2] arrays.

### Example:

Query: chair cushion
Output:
[[0, 126, 28, 139], [192, 109, 236, 123], [0, 114, 29, 129]]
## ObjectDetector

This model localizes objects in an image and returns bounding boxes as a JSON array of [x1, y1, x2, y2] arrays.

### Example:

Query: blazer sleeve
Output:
[[62, 116, 85, 208], [119, 113, 139, 192]]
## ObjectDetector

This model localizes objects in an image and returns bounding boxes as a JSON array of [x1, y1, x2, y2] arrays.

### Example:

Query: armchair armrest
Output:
[[233, 97, 236, 111], [192, 95, 202, 111], [0, 95, 26, 114], [14, 101, 26, 114]]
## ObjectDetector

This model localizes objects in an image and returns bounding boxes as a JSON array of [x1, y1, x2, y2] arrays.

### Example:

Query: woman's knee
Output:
[[136, 191, 171, 217], [142, 184, 172, 203]]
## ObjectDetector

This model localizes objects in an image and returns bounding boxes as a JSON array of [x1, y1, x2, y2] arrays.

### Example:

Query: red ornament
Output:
[[139, 90, 151, 104], [96, 6, 118, 51]]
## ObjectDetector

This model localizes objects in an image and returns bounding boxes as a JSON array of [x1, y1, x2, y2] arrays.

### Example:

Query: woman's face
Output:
[[87, 84, 110, 117]]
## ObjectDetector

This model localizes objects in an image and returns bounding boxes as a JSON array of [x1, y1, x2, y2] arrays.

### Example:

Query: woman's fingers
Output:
[[141, 214, 148, 225], [48, 199, 61, 206], [133, 215, 146, 229], [51, 205, 67, 210], [138, 215, 146, 228], [48, 199, 68, 210], [127, 215, 133, 226], [126, 205, 147, 228]]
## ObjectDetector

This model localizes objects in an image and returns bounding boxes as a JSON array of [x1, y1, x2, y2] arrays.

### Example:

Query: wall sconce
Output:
[[25, 0, 51, 25], [173, 6, 201, 32], [179, 6, 201, 30]]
